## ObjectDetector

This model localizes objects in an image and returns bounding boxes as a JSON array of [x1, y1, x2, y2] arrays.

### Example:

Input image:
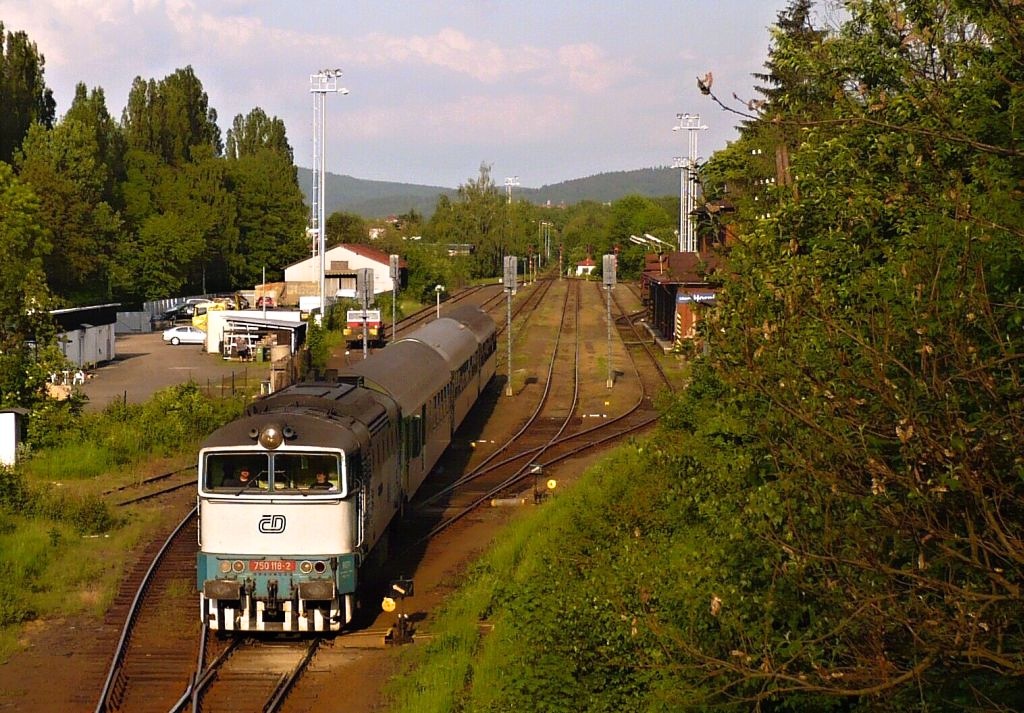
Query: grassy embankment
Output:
[[382, 445, 682, 711], [0, 382, 250, 660]]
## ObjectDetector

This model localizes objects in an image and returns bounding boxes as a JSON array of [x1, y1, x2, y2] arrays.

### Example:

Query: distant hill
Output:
[[296, 166, 680, 219]]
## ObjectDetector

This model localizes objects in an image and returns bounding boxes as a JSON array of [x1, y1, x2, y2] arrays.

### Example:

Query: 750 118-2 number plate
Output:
[[249, 560, 295, 572]]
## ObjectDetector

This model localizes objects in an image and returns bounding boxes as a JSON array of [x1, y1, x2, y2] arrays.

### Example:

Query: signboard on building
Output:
[[676, 292, 717, 304]]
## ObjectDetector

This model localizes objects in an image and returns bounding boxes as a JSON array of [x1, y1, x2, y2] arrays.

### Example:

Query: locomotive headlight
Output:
[[258, 424, 284, 449], [219, 560, 232, 573], [314, 561, 327, 573], [299, 560, 313, 573], [232, 560, 245, 573]]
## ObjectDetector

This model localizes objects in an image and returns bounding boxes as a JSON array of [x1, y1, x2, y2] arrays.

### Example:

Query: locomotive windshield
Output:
[[203, 452, 343, 493]]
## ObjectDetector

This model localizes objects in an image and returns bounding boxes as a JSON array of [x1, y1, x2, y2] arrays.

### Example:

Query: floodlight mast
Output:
[[310, 69, 349, 318], [673, 113, 707, 253], [505, 176, 519, 204]]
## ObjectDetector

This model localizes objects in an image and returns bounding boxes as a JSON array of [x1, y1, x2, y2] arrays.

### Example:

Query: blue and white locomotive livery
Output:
[[196, 305, 496, 632]]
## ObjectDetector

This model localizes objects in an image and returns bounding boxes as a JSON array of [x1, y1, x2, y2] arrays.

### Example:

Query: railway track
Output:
[[95, 512, 199, 713], [404, 278, 673, 544]]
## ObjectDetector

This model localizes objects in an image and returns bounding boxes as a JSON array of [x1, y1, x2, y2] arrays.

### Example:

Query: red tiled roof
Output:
[[340, 243, 392, 265]]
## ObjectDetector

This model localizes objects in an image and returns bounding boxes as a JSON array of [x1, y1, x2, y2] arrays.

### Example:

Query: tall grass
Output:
[[0, 382, 249, 660]]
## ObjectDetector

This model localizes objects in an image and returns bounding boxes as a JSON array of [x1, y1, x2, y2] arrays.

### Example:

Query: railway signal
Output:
[[503, 256, 518, 396], [383, 577, 415, 644], [357, 268, 374, 360], [390, 254, 400, 341], [603, 254, 617, 388]]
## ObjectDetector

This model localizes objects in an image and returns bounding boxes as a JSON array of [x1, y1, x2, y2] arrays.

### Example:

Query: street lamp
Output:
[[673, 113, 707, 253], [310, 68, 349, 320], [435, 284, 445, 319]]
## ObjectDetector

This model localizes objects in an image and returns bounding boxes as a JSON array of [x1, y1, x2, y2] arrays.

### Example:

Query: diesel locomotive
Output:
[[195, 304, 496, 632]]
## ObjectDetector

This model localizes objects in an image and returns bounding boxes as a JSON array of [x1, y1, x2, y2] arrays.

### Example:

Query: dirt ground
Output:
[[0, 280, 658, 712]]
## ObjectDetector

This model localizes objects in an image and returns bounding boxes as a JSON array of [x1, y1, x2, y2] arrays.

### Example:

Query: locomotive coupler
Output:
[[266, 578, 279, 613]]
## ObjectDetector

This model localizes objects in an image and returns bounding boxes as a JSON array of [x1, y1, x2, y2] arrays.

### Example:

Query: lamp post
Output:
[[673, 113, 707, 253], [310, 69, 349, 320], [435, 284, 445, 319]]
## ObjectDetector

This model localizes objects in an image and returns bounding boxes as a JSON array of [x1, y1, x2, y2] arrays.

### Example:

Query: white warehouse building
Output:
[[283, 244, 404, 299]]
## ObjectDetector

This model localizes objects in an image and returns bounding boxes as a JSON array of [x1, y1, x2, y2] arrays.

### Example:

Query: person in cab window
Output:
[[311, 471, 335, 490], [232, 467, 256, 488], [220, 466, 243, 487]]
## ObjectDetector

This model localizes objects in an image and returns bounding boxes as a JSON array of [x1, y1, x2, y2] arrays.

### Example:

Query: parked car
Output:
[[162, 325, 207, 346], [256, 296, 275, 308], [159, 303, 196, 321]]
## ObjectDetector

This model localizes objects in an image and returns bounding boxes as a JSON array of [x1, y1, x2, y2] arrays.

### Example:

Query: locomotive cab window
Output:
[[203, 452, 342, 493], [204, 453, 270, 491]]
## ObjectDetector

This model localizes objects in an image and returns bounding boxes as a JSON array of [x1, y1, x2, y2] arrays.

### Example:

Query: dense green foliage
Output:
[[0, 37, 306, 305], [0, 162, 65, 410]]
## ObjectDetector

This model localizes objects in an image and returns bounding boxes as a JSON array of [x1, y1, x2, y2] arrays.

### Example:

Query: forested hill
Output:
[[296, 166, 679, 218]]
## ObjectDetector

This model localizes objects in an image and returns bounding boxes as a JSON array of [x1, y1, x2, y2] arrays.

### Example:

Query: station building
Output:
[[640, 201, 735, 348]]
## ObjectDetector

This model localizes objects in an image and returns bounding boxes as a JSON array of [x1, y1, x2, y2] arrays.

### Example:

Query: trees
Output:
[[650, 0, 1024, 707], [224, 108, 307, 287], [425, 163, 505, 278], [16, 119, 124, 303], [0, 23, 55, 165], [225, 107, 292, 162], [326, 210, 368, 246], [121, 66, 222, 166], [0, 162, 62, 407]]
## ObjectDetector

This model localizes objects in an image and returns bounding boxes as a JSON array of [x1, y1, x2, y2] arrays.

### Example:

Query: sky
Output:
[[1, 1, 802, 189]]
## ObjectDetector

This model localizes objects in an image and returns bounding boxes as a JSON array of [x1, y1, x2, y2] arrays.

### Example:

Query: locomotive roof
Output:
[[394, 316, 477, 371], [200, 380, 395, 452], [341, 340, 448, 414]]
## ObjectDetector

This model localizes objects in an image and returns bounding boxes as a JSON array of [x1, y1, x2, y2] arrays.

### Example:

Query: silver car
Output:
[[162, 325, 206, 346]]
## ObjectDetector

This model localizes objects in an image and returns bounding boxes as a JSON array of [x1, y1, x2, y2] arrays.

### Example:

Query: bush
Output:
[[0, 467, 29, 510]]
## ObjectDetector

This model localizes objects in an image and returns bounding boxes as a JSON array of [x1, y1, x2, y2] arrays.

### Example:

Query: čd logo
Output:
[[258, 515, 286, 533]]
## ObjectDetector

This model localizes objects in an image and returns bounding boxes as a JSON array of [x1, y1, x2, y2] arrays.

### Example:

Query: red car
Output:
[[256, 296, 275, 308]]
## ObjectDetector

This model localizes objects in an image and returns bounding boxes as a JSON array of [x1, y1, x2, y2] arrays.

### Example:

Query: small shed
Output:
[[0, 408, 28, 466], [52, 304, 119, 367], [575, 257, 596, 277]]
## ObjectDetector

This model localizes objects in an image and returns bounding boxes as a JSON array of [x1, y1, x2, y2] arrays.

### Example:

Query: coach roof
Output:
[[341, 340, 448, 414], [394, 316, 477, 372]]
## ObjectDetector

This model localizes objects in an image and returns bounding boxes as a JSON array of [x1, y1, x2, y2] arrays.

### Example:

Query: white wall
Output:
[[205, 310, 303, 354], [284, 246, 396, 294], [0, 412, 20, 466]]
